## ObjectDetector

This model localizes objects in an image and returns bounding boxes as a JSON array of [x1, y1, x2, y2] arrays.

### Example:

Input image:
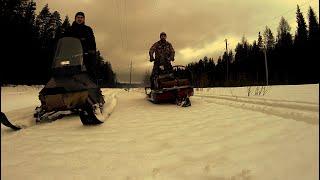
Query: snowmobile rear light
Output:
[[60, 60, 70, 65]]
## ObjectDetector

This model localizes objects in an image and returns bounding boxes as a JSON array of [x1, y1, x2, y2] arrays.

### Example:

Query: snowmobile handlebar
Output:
[[56, 52, 88, 59]]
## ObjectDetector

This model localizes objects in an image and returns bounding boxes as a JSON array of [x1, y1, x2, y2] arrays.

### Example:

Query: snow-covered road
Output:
[[1, 85, 319, 180]]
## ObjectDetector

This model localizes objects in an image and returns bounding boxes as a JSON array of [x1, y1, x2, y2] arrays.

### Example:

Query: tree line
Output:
[[186, 5, 319, 87], [0, 0, 117, 87]]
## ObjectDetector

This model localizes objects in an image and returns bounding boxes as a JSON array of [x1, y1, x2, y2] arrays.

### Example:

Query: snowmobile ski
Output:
[[0, 112, 21, 131], [177, 97, 191, 107], [79, 103, 105, 125]]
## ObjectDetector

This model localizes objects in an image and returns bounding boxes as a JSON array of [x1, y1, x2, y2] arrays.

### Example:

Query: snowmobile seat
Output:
[[158, 78, 190, 88]]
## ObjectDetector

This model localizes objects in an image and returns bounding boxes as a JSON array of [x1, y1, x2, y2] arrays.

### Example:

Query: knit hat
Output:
[[160, 32, 167, 37], [75, 12, 85, 18]]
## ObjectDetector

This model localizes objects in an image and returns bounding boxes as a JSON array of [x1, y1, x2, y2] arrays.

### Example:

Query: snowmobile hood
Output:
[[40, 74, 98, 95]]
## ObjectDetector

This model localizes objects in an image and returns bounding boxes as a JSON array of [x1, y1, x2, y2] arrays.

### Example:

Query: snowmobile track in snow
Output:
[[195, 94, 318, 112], [194, 94, 319, 125]]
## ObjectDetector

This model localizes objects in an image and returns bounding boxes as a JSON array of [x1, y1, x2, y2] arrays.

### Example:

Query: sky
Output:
[[36, 0, 319, 83]]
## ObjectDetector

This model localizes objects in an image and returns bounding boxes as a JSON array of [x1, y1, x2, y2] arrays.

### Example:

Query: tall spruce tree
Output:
[[61, 16, 71, 32], [55, 16, 71, 39], [257, 32, 264, 49], [277, 17, 293, 48], [48, 11, 62, 39], [294, 5, 308, 45], [307, 6, 319, 83], [292, 5, 308, 83], [35, 4, 51, 48], [275, 17, 293, 83], [307, 6, 319, 41]]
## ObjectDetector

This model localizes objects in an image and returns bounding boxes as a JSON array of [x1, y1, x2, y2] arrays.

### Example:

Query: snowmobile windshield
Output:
[[53, 37, 84, 69]]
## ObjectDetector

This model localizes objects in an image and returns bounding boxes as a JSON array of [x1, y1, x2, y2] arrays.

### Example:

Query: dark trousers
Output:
[[83, 53, 97, 81]]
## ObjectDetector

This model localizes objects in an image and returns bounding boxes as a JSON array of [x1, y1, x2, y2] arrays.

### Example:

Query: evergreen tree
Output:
[[307, 6, 319, 41], [215, 56, 225, 86], [55, 16, 71, 39], [257, 32, 264, 49], [23, 0, 37, 25], [274, 17, 293, 83], [61, 16, 71, 32], [294, 5, 308, 45], [263, 26, 275, 50], [35, 4, 51, 47], [1, 0, 44, 84], [306, 6, 319, 83], [207, 58, 216, 86], [48, 11, 62, 39], [292, 5, 308, 83], [95, 51, 117, 87], [277, 17, 293, 48]]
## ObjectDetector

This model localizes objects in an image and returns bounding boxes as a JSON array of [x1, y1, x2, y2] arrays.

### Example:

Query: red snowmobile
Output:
[[145, 63, 194, 107]]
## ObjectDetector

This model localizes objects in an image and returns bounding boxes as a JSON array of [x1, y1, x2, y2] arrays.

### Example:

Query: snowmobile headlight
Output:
[[60, 60, 70, 66]]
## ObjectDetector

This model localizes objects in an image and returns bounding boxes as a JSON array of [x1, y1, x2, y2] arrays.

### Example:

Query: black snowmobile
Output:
[[1, 37, 106, 130], [145, 61, 194, 107]]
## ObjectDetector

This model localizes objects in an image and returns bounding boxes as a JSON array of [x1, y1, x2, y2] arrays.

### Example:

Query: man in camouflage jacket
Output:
[[149, 32, 175, 88]]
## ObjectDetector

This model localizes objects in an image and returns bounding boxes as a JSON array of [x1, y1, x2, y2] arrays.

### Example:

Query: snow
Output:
[[1, 85, 43, 112], [1, 84, 319, 180]]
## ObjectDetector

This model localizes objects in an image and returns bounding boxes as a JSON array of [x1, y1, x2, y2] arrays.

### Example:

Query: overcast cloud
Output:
[[36, 0, 319, 82]]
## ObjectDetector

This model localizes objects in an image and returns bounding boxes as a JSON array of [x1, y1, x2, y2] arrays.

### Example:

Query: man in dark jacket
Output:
[[149, 32, 175, 89], [66, 12, 97, 80]]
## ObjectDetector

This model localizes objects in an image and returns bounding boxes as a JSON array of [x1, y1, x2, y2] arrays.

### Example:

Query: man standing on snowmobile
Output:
[[65, 12, 97, 80], [149, 32, 175, 89]]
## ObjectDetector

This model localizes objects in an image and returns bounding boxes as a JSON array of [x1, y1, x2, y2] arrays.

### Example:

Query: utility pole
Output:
[[263, 45, 269, 86], [225, 39, 229, 81], [129, 60, 132, 90]]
